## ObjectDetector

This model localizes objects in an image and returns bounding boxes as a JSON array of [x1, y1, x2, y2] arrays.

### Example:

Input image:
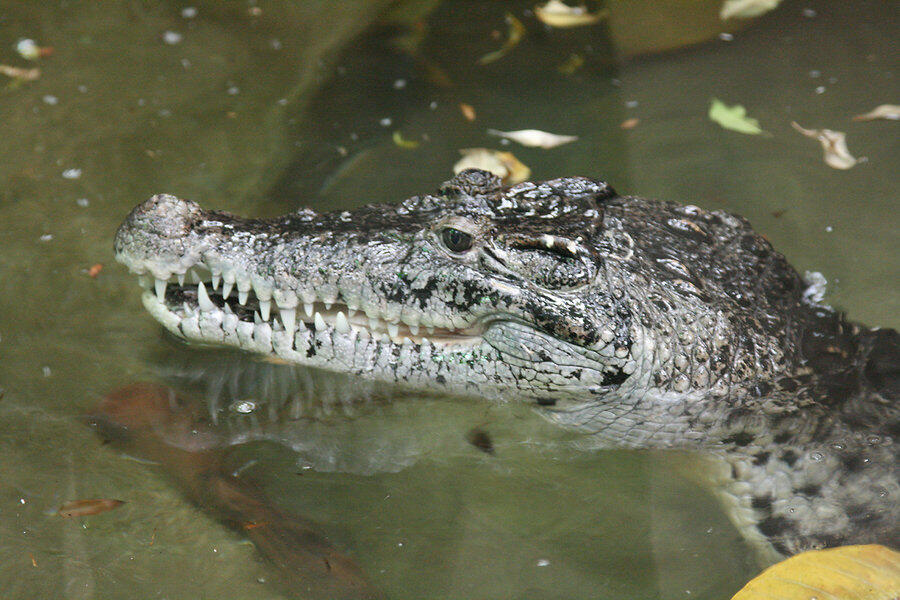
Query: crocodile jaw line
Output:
[[132, 261, 485, 355]]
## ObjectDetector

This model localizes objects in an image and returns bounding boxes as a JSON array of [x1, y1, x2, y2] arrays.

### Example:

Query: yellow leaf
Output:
[[478, 13, 525, 65], [709, 98, 764, 135], [732, 544, 900, 600], [791, 121, 857, 170], [392, 131, 420, 149]]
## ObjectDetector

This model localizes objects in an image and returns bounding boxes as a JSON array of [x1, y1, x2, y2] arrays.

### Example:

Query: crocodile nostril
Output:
[[124, 194, 201, 239]]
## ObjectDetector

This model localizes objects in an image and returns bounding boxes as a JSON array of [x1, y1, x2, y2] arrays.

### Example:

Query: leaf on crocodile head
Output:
[[791, 121, 858, 170], [708, 98, 764, 135], [852, 104, 900, 121], [534, 1, 607, 28], [731, 544, 900, 600], [454, 148, 530, 185], [477, 13, 525, 65], [720, 0, 783, 20]]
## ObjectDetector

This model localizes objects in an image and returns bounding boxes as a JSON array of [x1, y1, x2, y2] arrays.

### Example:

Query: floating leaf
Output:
[[478, 13, 525, 65], [791, 121, 857, 170], [487, 128, 578, 148], [0, 64, 40, 82], [535, 0, 608, 28], [732, 544, 900, 600], [459, 103, 477, 122], [454, 148, 530, 185], [57, 498, 125, 518], [708, 98, 764, 135], [391, 130, 420, 149], [720, 0, 783, 20], [87, 263, 104, 278], [853, 104, 900, 121], [557, 53, 585, 75], [620, 118, 640, 130]]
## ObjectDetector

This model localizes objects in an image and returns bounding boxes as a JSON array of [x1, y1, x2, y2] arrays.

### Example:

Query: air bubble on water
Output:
[[809, 451, 823, 461], [62, 168, 82, 179], [536, 559, 550, 567], [181, 7, 197, 18]]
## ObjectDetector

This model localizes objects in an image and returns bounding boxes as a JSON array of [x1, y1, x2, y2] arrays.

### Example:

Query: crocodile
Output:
[[114, 168, 898, 559]]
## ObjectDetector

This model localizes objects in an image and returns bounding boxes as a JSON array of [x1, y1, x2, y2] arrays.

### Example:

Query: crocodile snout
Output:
[[114, 194, 204, 278]]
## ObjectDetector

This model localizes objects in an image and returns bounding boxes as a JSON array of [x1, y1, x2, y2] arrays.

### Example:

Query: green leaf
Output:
[[709, 98, 764, 135]]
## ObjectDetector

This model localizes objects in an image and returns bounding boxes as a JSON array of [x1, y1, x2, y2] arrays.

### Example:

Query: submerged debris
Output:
[[535, 1, 607, 28], [791, 122, 858, 170], [454, 148, 530, 185], [708, 98, 764, 135], [459, 103, 477, 122], [852, 104, 900, 121], [466, 427, 495, 454], [620, 118, 640, 130], [57, 498, 125, 518], [478, 13, 525, 65], [557, 53, 585, 75], [487, 128, 578, 148], [719, 0, 783, 20]]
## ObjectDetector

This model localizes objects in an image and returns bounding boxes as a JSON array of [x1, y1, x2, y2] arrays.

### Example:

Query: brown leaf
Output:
[[620, 118, 640, 130], [852, 104, 900, 121], [57, 498, 125, 518], [87, 263, 103, 278], [791, 121, 857, 169], [0, 64, 40, 82], [459, 103, 476, 122]]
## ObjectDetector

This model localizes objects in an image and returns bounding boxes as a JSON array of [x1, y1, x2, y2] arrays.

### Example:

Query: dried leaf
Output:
[[391, 131, 419, 149], [720, 0, 783, 20], [459, 103, 477, 122], [535, 0, 607, 28], [557, 53, 585, 75], [0, 64, 40, 82], [57, 498, 125, 518], [708, 98, 764, 135], [454, 148, 530, 185], [477, 13, 525, 65], [620, 118, 640, 130], [852, 104, 900, 121], [487, 128, 578, 148], [732, 544, 900, 600], [791, 121, 858, 170]]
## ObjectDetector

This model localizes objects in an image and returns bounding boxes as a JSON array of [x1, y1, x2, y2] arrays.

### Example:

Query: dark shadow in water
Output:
[[86, 382, 383, 600]]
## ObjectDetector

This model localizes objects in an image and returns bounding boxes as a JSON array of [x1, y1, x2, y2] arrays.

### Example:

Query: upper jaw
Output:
[[115, 195, 488, 353]]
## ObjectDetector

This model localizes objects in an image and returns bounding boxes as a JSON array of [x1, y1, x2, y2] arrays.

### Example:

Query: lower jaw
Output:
[[141, 291, 484, 372]]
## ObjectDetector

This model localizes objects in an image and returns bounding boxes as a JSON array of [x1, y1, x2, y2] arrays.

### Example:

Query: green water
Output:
[[0, 1, 896, 598]]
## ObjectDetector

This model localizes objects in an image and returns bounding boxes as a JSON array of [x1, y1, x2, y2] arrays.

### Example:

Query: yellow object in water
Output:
[[732, 544, 900, 600]]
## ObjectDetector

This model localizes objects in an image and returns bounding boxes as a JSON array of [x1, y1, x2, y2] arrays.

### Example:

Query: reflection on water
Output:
[[0, 1, 896, 598]]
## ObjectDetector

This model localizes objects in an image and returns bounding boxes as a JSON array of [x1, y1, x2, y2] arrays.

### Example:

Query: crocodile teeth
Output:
[[280, 308, 296, 333], [387, 323, 399, 340], [303, 303, 314, 318], [197, 281, 216, 312], [324, 301, 333, 310], [155, 278, 167, 301], [335, 311, 350, 334], [314, 312, 326, 331], [222, 273, 234, 300], [211, 272, 221, 290], [408, 323, 419, 336], [176, 272, 185, 286], [238, 290, 249, 305], [259, 299, 271, 321], [368, 317, 381, 332]]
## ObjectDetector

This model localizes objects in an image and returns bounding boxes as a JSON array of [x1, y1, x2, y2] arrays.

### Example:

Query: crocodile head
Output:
[[115, 169, 805, 422]]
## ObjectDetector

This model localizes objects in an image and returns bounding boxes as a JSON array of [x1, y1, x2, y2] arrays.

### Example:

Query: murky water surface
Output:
[[0, 1, 896, 598]]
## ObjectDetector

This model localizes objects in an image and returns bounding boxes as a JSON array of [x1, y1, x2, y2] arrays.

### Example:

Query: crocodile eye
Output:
[[441, 227, 474, 253]]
